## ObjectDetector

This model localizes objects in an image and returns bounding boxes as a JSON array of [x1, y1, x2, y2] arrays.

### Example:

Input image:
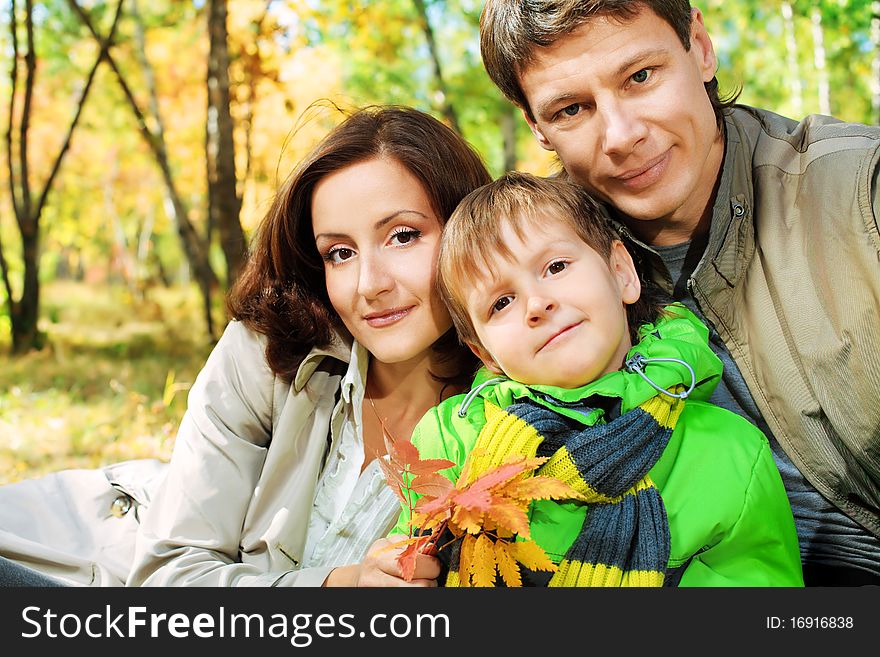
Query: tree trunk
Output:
[[2, 0, 122, 353], [412, 0, 461, 134], [500, 105, 518, 173], [810, 8, 831, 116], [781, 2, 804, 118], [207, 0, 246, 287], [70, 0, 218, 339]]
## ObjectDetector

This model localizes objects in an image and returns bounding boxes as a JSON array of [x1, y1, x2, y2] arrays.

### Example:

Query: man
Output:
[[479, 0, 880, 585]]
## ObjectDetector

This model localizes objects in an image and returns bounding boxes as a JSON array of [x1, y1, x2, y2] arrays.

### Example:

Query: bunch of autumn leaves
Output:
[[378, 434, 586, 587]]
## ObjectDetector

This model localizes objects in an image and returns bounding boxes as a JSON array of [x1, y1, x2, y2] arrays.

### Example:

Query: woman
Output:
[[0, 105, 492, 587]]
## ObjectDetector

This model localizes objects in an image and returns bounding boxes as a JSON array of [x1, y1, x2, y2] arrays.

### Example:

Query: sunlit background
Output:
[[1, 0, 876, 482]]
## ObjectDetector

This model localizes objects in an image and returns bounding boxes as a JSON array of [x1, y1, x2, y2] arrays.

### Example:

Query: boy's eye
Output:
[[492, 296, 512, 314], [631, 68, 651, 84], [547, 260, 567, 275]]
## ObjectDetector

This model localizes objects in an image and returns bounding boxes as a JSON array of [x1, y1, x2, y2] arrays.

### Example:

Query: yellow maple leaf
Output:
[[458, 534, 476, 588], [500, 475, 586, 503], [451, 504, 484, 535], [512, 539, 558, 573], [494, 540, 522, 587], [471, 534, 498, 587], [485, 495, 531, 538]]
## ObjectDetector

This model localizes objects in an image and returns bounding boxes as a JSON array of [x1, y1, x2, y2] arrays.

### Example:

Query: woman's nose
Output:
[[357, 254, 394, 298]]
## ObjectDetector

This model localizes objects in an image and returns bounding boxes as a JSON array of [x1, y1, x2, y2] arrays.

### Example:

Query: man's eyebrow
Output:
[[534, 93, 578, 121], [314, 210, 429, 241], [533, 47, 669, 121], [613, 47, 668, 78]]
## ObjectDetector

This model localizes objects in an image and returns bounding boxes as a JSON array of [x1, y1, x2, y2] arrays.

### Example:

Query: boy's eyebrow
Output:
[[314, 210, 429, 241]]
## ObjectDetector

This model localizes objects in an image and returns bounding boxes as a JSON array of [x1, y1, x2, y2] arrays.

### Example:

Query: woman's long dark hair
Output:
[[227, 105, 492, 386]]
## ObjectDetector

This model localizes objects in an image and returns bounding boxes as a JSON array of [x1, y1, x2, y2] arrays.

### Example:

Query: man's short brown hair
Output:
[[480, 0, 736, 127], [438, 172, 664, 350]]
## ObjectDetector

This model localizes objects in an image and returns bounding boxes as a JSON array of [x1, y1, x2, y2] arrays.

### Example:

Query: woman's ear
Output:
[[609, 240, 641, 305], [467, 341, 504, 375]]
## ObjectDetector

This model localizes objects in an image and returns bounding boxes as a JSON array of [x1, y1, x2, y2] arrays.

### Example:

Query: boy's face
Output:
[[464, 217, 640, 389], [517, 7, 724, 246]]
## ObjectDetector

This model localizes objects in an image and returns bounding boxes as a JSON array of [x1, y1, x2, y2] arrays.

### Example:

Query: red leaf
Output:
[[407, 458, 456, 476], [396, 535, 433, 582], [410, 472, 455, 498]]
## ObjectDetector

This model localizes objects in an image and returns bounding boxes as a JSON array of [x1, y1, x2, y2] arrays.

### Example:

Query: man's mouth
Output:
[[613, 150, 670, 191]]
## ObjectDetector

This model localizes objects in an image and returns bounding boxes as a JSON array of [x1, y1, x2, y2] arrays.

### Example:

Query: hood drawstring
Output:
[[624, 353, 696, 400], [457, 377, 507, 417]]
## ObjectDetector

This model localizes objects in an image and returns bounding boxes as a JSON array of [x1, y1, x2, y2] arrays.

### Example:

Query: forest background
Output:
[[1, 0, 877, 484]]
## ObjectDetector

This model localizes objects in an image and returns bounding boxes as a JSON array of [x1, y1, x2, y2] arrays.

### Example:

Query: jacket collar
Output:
[[609, 107, 757, 292], [292, 330, 362, 394], [467, 305, 722, 420]]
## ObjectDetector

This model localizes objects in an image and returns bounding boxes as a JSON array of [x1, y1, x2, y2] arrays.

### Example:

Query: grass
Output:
[[0, 281, 217, 485]]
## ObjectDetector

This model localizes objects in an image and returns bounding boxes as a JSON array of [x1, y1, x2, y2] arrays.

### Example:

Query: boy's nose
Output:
[[527, 296, 556, 324]]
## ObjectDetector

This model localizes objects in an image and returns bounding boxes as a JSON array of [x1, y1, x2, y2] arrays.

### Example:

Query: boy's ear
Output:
[[467, 341, 504, 375], [522, 108, 555, 151], [610, 240, 641, 305]]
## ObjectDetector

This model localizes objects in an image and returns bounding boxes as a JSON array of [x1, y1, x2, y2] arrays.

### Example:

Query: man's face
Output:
[[518, 8, 724, 245]]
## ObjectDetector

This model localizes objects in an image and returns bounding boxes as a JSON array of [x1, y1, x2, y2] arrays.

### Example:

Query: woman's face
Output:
[[312, 156, 453, 366]]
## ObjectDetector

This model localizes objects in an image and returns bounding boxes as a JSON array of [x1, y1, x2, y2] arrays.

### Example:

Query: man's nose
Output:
[[600, 102, 648, 157]]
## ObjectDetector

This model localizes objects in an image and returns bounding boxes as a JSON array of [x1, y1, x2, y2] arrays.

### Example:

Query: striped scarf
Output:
[[445, 390, 684, 587]]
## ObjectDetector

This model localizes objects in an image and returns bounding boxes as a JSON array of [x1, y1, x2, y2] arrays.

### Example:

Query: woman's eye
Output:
[[325, 247, 355, 264], [390, 229, 421, 246], [547, 261, 567, 275], [492, 296, 512, 314], [631, 68, 651, 84]]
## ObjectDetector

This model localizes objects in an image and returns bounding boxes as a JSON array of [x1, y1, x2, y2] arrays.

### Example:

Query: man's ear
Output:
[[609, 240, 641, 305], [690, 7, 718, 84], [467, 341, 504, 375], [522, 108, 555, 151]]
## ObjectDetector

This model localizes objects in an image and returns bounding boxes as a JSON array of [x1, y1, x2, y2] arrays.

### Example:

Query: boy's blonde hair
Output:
[[438, 172, 663, 350]]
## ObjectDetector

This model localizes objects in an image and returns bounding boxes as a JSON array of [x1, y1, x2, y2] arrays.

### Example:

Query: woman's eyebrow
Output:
[[373, 210, 429, 230], [315, 210, 431, 241]]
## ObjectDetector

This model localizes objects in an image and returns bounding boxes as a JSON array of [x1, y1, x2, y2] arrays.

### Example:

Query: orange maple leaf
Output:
[[494, 540, 522, 587]]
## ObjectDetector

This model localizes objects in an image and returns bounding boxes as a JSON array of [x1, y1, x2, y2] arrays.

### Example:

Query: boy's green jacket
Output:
[[392, 305, 804, 586]]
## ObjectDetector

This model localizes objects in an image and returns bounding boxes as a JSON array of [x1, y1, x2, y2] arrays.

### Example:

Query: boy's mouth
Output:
[[538, 321, 582, 351]]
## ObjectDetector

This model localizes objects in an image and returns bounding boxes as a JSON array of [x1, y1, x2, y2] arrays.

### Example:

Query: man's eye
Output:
[[547, 261, 567, 275], [631, 69, 651, 83], [562, 104, 580, 117], [492, 296, 512, 314]]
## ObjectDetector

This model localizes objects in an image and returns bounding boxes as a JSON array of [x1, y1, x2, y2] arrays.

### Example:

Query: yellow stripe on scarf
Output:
[[472, 400, 543, 466], [549, 561, 665, 587]]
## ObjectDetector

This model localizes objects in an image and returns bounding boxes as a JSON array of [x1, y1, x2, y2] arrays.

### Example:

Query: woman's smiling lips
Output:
[[539, 321, 583, 351], [363, 305, 415, 328]]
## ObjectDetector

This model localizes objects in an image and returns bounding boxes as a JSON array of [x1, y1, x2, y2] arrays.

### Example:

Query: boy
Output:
[[392, 172, 802, 586]]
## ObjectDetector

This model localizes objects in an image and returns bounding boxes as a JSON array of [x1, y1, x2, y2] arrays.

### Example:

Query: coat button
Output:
[[110, 495, 132, 518], [733, 203, 745, 217]]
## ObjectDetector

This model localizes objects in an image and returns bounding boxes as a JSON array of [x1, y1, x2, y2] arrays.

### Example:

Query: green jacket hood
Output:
[[465, 304, 722, 422]]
